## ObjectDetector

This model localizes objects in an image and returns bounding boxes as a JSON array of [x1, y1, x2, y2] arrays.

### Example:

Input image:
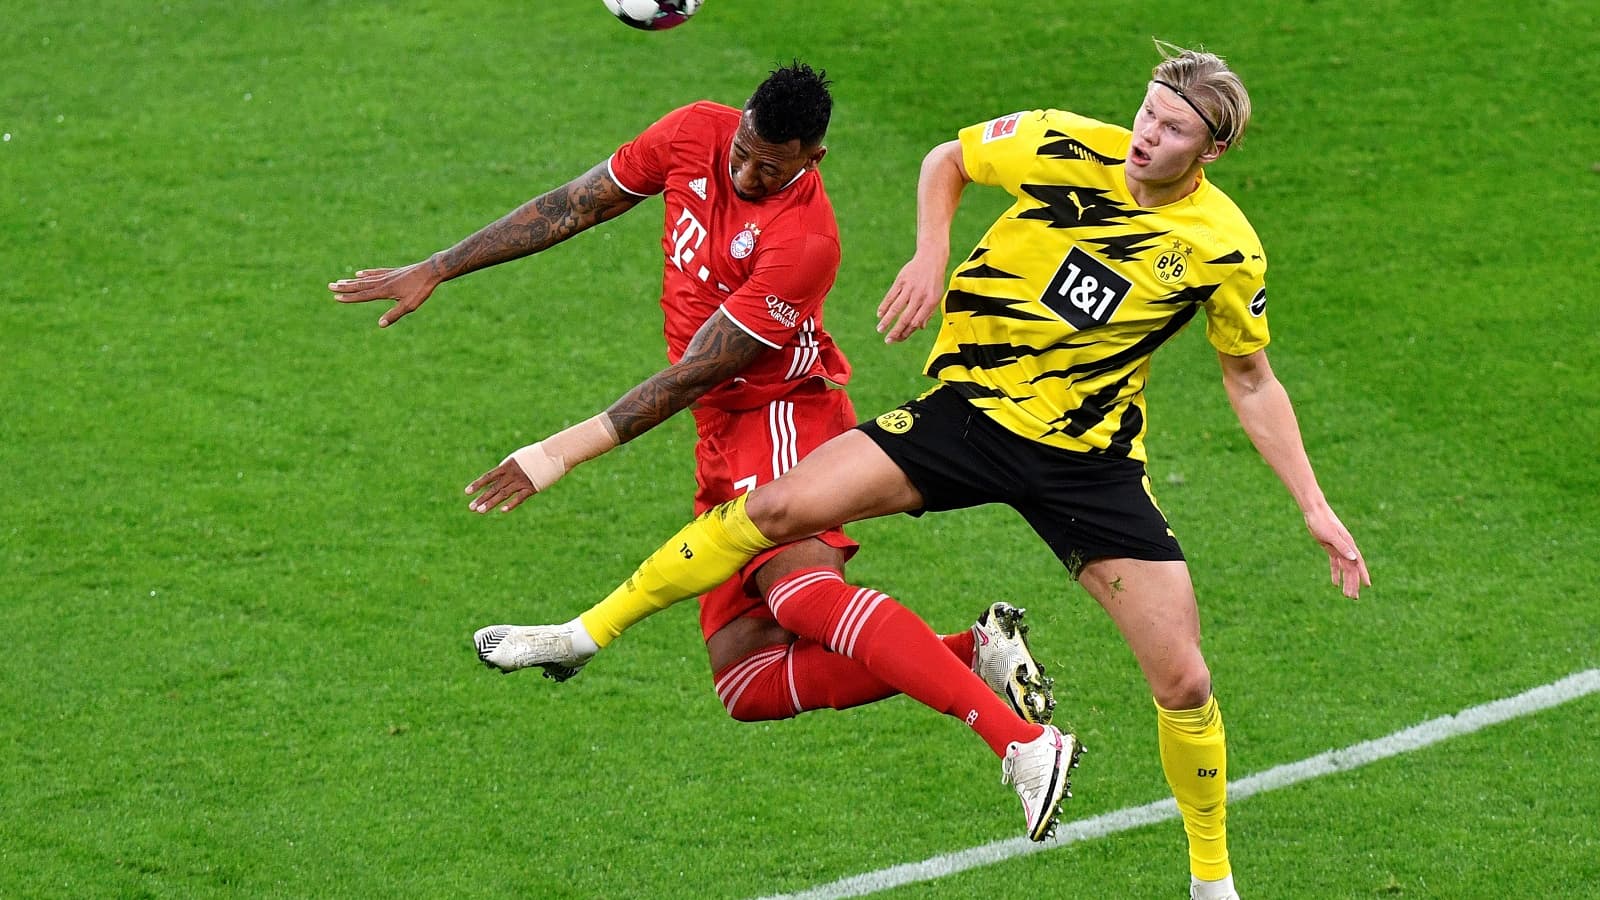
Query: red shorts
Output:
[[690, 381, 860, 641]]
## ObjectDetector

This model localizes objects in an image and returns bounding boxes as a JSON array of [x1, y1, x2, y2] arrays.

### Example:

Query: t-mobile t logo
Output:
[[669, 207, 710, 281]]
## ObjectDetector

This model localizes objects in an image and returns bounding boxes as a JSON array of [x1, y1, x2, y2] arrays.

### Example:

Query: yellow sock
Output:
[[1156, 694, 1230, 881], [579, 494, 775, 647]]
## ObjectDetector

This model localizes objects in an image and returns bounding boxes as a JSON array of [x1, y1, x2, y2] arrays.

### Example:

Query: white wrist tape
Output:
[[509, 443, 565, 492], [508, 413, 619, 492]]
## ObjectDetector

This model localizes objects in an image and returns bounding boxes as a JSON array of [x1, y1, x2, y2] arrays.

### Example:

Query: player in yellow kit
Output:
[[470, 42, 1370, 886]]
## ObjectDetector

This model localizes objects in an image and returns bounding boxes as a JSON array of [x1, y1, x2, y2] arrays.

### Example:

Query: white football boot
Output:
[[1191, 874, 1241, 900], [1002, 723, 1083, 841], [473, 622, 594, 682], [972, 602, 1057, 725]]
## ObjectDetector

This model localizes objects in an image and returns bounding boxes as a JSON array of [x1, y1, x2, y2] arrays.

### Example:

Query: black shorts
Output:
[[856, 385, 1184, 575]]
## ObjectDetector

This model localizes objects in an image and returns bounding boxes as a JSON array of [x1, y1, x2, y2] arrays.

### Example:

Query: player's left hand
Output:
[[1305, 505, 1370, 599], [466, 456, 537, 514]]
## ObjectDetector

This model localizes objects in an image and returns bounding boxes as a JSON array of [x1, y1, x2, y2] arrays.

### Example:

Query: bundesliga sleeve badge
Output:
[[982, 112, 1024, 143]]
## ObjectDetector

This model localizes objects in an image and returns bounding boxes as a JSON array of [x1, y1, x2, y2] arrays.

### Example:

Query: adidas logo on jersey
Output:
[[688, 177, 707, 200]]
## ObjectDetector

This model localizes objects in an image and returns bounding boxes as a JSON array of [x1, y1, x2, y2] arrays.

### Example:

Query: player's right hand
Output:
[[466, 453, 541, 515], [1305, 505, 1371, 600], [328, 259, 441, 327], [876, 252, 947, 344]]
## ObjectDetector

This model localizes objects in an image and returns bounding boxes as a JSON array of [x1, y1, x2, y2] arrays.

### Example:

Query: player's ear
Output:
[[807, 145, 827, 169], [1199, 139, 1227, 164]]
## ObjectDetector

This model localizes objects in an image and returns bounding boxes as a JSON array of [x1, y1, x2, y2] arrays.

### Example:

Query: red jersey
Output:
[[608, 101, 851, 411]]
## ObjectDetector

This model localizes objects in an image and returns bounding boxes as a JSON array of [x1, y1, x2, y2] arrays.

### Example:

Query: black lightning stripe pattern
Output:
[[1091, 402, 1144, 457], [1027, 304, 1200, 389], [1081, 231, 1170, 263], [947, 379, 1035, 406], [1037, 130, 1125, 165], [950, 248, 1047, 324], [1054, 377, 1132, 441], [955, 262, 1024, 280], [1016, 184, 1152, 229], [943, 289, 1055, 322], [1150, 282, 1221, 308], [1032, 304, 1202, 454], [927, 332, 1099, 385]]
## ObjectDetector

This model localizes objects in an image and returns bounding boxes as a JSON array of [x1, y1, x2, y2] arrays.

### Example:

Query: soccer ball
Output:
[[602, 0, 703, 31]]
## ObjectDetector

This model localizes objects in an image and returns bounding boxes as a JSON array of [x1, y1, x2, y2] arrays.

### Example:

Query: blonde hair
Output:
[[1151, 39, 1251, 147]]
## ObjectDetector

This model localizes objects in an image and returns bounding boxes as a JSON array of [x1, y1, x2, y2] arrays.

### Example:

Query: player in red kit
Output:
[[330, 64, 1056, 742]]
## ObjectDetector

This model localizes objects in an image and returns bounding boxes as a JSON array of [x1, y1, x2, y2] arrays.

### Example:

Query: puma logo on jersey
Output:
[[1042, 246, 1132, 329], [688, 177, 707, 200]]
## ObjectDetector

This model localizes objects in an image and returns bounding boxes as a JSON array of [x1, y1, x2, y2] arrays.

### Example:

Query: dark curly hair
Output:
[[746, 61, 833, 147]]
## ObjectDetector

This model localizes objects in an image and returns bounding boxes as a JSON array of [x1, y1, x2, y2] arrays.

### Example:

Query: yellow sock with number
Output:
[[579, 494, 775, 647], [1156, 694, 1230, 881]]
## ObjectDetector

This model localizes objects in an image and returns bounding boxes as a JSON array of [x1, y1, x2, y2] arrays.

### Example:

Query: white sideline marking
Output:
[[759, 668, 1600, 900]]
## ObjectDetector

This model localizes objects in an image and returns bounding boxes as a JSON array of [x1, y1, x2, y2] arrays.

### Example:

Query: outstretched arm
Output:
[[1219, 348, 1372, 599], [466, 311, 768, 513], [328, 161, 644, 327], [876, 139, 971, 343]]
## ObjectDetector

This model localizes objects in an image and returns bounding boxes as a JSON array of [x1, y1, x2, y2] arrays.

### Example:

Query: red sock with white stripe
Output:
[[764, 567, 1038, 756], [714, 631, 976, 721]]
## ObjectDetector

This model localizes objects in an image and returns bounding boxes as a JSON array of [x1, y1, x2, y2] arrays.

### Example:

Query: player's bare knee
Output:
[[1151, 664, 1213, 710], [705, 616, 794, 671], [752, 540, 846, 596], [745, 483, 808, 542]]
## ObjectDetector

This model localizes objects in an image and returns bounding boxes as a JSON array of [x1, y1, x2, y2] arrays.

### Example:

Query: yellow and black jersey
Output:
[[927, 109, 1270, 461]]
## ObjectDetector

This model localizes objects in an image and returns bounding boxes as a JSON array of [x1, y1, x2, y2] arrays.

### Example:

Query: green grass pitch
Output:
[[3, 1, 1598, 897]]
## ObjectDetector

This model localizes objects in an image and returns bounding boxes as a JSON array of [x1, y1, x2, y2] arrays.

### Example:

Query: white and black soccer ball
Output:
[[602, 0, 703, 31]]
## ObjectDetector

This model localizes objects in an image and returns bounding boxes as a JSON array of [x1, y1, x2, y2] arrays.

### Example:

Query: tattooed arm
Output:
[[604, 311, 766, 443], [432, 161, 641, 279], [329, 161, 643, 327], [466, 311, 769, 513]]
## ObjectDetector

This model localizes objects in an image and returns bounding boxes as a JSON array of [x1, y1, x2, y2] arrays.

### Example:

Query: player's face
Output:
[[727, 112, 825, 202], [1126, 83, 1221, 197]]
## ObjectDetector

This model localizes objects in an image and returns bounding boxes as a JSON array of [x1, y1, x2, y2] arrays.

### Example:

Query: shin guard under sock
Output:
[[1157, 694, 1230, 881], [581, 495, 774, 647], [766, 567, 1036, 755], [712, 630, 973, 721]]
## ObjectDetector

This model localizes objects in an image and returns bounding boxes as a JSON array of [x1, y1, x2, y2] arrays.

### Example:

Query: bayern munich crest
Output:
[[730, 224, 759, 259]]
